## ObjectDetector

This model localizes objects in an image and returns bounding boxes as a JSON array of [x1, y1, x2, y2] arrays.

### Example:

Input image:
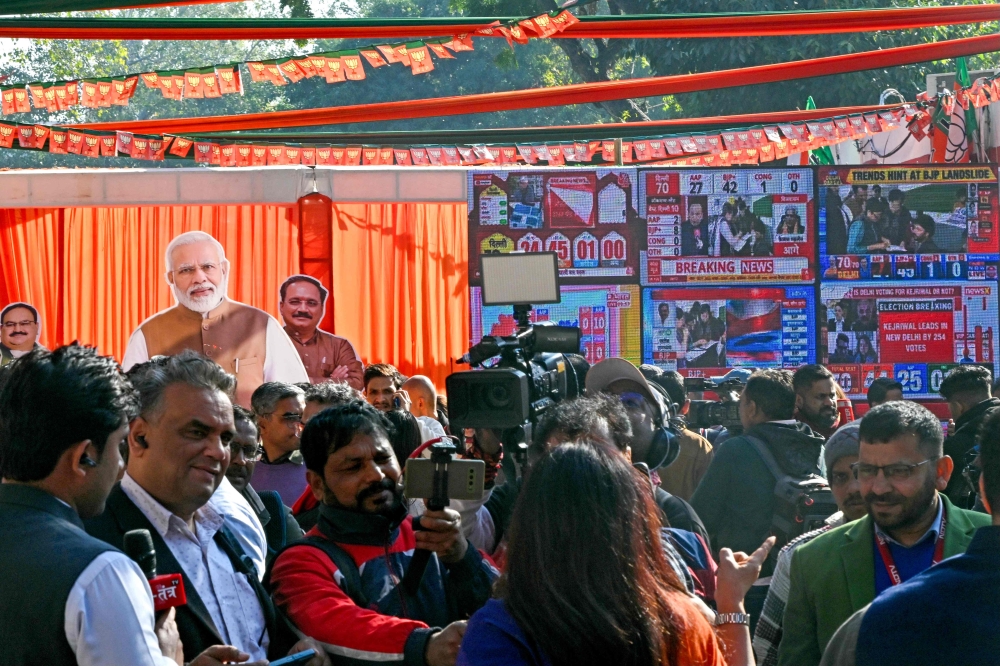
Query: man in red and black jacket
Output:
[[268, 401, 498, 666]]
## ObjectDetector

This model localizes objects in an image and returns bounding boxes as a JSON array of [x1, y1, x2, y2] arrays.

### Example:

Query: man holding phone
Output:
[[269, 401, 498, 666], [364, 363, 410, 413]]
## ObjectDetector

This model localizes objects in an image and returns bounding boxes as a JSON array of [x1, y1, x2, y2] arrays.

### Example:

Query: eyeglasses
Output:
[[229, 442, 263, 461], [851, 457, 938, 481], [2, 320, 36, 329]]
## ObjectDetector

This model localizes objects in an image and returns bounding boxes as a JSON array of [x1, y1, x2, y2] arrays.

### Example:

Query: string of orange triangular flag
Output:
[[0, 102, 916, 165], [0, 10, 578, 118]]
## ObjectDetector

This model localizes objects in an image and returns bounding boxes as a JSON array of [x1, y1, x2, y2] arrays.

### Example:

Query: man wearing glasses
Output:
[[778, 401, 990, 666], [1, 302, 44, 367], [122, 231, 307, 408], [226, 405, 303, 565], [249, 382, 308, 507]]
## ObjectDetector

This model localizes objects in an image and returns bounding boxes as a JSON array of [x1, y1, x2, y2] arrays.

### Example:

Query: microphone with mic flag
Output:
[[123, 529, 188, 613]]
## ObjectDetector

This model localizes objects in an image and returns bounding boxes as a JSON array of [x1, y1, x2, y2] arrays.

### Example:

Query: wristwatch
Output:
[[714, 612, 751, 627]]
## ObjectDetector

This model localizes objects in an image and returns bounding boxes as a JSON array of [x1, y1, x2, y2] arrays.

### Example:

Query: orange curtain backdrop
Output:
[[0, 205, 298, 360], [0, 208, 63, 349], [329, 203, 469, 389]]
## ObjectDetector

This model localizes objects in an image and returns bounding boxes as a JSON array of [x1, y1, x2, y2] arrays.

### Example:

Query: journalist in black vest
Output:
[[84, 351, 328, 666], [0, 344, 181, 666]]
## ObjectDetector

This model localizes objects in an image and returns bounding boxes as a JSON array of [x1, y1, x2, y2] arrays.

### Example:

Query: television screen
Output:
[[468, 169, 641, 283], [470, 284, 642, 366], [819, 281, 999, 399], [638, 168, 815, 284], [818, 166, 999, 281], [642, 285, 815, 376]]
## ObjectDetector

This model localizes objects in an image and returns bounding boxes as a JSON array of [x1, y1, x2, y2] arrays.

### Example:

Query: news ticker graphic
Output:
[[818, 166, 999, 282], [468, 169, 641, 283], [470, 285, 642, 366], [820, 281, 999, 400], [639, 168, 815, 284], [641, 285, 815, 375]]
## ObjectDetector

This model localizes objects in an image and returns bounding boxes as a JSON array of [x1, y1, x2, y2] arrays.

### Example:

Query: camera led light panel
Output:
[[470, 285, 642, 366], [820, 281, 999, 399], [642, 286, 816, 376], [638, 168, 816, 284], [818, 166, 999, 281], [468, 169, 642, 284]]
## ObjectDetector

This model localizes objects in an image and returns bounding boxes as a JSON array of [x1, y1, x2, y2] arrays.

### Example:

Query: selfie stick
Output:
[[402, 440, 457, 595]]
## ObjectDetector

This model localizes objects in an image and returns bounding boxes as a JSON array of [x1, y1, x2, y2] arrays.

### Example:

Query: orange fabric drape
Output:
[[0, 201, 468, 389], [329, 203, 469, 389], [0, 205, 299, 360], [0, 208, 63, 349]]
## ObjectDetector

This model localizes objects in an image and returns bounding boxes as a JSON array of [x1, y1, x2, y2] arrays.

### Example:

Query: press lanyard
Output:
[[874, 503, 947, 586]]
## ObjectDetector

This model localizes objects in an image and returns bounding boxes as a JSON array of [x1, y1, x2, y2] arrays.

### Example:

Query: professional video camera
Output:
[[446, 252, 583, 460], [683, 370, 749, 432]]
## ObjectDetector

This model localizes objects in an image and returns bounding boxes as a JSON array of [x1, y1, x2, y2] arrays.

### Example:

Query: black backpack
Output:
[[745, 435, 838, 548]]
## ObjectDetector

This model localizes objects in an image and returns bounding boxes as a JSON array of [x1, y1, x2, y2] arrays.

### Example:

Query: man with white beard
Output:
[[122, 231, 307, 408]]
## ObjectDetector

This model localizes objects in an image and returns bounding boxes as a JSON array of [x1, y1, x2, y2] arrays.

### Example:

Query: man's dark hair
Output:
[[792, 364, 835, 394], [939, 365, 992, 401], [533, 394, 630, 454], [233, 404, 258, 435], [301, 401, 392, 473], [744, 369, 796, 420], [913, 213, 936, 238], [837, 333, 849, 344], [887, 188, 904, 203], [279, 274, 329, 304], [977, 408, 1000, 512], [383, 409, 423, 462], [304, 380, 362, 407], [250, 381, 305, 420], [865, 197, 888, 216], [867, 377, 903, 406], [128, 350, 235, 418], [0, 302, 38, 323], [859, 401, 943, 457], [649, 370, 686, 409], [0, 344, 138, 482], [364, 363, 404, 391]]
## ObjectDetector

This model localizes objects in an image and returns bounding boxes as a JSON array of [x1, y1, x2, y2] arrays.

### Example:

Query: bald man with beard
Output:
[[122, 231, 307, 407]]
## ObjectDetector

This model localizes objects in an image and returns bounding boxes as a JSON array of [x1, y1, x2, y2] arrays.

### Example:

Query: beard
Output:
[[865, 472, 938, 532], [802, 404, 839, 429], [174, 275, 227, 314], [324, 475, 403, 516]]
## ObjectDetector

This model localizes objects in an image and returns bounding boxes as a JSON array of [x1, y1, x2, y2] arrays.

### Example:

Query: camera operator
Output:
[[586, 358, 710, 547], [641, 366, 715, 501], [691, 369, 825, 579], [268, 401, 498, 666]]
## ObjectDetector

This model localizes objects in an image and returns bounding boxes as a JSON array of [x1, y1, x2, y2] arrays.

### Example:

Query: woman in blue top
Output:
[[457, 442, 772, 666]]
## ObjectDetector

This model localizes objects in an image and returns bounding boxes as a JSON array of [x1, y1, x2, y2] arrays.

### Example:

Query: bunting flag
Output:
[[0, 101, 925, 167], [0, 10, 580, 120]]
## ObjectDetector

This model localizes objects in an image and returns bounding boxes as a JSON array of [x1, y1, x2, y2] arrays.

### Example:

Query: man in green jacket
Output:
[[778, 401, 991, 666]]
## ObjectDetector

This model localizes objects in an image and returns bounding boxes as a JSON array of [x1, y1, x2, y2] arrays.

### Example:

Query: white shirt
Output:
[[121, 474, 269, 661], [121, 306, 308, 385], [64, 551, 176, 666], [209, 477, 267, 580]]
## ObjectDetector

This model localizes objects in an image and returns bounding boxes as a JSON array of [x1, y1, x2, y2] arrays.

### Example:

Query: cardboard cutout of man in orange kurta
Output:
[[278, 274, 364, 390], [122, 230, 308, 407]]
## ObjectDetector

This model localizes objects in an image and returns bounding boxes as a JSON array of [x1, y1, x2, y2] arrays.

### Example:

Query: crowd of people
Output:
[[681, 199, 777, 258], [2, 230, 999, 666], [825, 184, 968, 255]]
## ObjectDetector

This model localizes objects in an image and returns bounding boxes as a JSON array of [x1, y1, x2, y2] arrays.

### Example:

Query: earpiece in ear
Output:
[[136, 435, 148, 448], [80, 455, 98, 468]]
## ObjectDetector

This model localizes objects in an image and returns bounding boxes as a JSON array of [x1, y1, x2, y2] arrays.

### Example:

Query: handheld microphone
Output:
[[123, 529, 188, 612]]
